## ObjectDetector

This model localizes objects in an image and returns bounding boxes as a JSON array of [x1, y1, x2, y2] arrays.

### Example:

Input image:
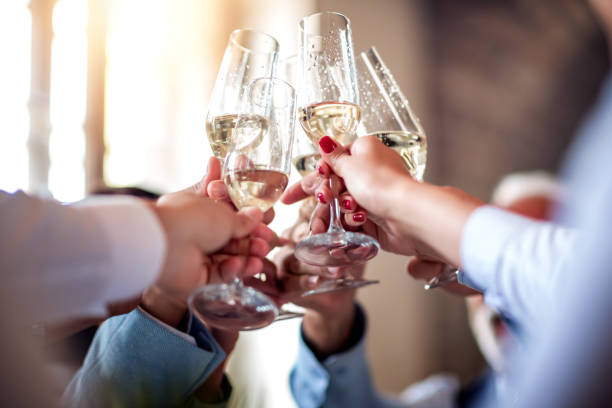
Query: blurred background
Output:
[[1, 0, 609, 406]]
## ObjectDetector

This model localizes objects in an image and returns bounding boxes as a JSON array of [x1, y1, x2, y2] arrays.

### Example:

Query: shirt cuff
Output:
[[459, 205, 538, 293], [74, 196, 166, 314], [137, 306, 196, 345], [291, 304, 370, 408]]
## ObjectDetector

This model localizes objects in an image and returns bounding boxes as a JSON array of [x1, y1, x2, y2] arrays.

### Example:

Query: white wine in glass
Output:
[[225, 166, 289, 212], [299, 101, 362, 146], [365, 130, 427, 181], [207, 113, 269, 159], [205, 29, 279, 162], [357, 46, 428, 182]]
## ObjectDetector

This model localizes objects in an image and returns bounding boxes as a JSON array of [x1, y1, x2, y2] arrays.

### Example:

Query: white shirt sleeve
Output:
[[0, 190, 166, 325], [459, 205, 577, 330]]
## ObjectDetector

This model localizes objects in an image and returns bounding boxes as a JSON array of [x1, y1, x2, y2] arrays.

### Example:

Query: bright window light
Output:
[[48, 0, 88, 202], [0, 1, 31, 194]]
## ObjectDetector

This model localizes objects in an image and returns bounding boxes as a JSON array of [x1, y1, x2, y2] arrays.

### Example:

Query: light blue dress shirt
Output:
[[459, 75, 612, 406], [63, 308, 227, 408]]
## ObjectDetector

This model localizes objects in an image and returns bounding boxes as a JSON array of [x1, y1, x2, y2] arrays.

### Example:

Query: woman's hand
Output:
[[282, 136, 484, 265]]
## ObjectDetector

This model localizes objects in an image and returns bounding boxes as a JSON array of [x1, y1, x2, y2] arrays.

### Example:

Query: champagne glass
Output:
[[206, 29, 279, 161], [294, 12, 380, 272], [190, 77, 297, 330], [279, 54, 379, 296], [356, 46, 427, 181], [357, 47, 456, 289]]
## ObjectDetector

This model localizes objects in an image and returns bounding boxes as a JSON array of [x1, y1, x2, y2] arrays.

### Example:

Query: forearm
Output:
[[388, 178, 484, 266], [0, 191, 166, 325]]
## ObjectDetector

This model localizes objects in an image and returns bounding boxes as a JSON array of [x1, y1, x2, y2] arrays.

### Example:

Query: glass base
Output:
[[189, 284, 279, 331], [424, 266, 459, 290], [301, 277, 380, 297], [295, 231, 380, 267]]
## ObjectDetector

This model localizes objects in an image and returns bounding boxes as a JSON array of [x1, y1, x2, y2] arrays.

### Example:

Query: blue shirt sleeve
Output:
[[62, 308, 226, 408], [290, 305, 403, 408], [459, 205, 577, 335]]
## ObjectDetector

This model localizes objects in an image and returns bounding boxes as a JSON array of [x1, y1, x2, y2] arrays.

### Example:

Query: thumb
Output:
[[318, 136, 350, 177], [231, 206, 264, 239], [192, 156, 222, 197]]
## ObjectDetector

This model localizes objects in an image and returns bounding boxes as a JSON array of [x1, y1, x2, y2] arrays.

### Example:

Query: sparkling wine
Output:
[[299, 101, 361, 146], [225, 168, 289, 212], [206, 113, 268, 159], [368, 131, 427, 181], [292, 152, 321, 177]]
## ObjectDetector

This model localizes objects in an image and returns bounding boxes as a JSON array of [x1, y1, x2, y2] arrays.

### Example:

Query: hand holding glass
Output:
[[294, 11, 380, 272], [190, 77, 296, 330]]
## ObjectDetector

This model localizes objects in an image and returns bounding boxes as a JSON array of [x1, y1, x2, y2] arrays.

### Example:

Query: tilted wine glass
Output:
[[294, 12, 380, 274], [356, 47, 456, 289], [190, 77, 297, 331], [206, 29, 279, 162], [356, 46, 428, 181]]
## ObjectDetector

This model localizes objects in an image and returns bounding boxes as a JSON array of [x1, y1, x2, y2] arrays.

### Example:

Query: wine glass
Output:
[[356, 46, 427, 181], [294, 12, 380, 272], [206, 29, 279, 162], [278, 54, 379, 296], [190, 77, 297, 330], [356, 47, 455, 289]]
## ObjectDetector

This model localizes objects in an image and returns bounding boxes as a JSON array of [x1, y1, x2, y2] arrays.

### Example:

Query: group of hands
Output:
[[140, 135, 482, 400]]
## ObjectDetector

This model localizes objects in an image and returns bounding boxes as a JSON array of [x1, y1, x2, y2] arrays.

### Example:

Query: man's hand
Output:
[[141, 157, 273, 327]]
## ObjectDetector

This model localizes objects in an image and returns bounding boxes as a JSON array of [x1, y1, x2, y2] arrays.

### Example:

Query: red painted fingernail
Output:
[[319, 136, 337, 154], [353, 213, 365, 223], [318, 165, 325, 175], [342, 199, 352, 210], [317, 193, 327, 204]]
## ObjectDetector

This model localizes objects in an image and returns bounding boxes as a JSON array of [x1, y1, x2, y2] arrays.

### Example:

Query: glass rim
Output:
[[298, 11, 350, 32], [229, 28, 279, 54]]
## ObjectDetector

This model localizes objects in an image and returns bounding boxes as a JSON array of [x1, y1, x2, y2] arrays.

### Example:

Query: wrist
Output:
[[303, 302, 356, 359], [140, 285, 187, 328], [382, 173, 421, 220], [399, 182, 485, 264]]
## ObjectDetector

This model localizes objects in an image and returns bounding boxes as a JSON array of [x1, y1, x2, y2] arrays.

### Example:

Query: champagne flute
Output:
[[294, 12, 380, 274], [206, 29, 279, 161], [356, 46, 427, 181], [356, 47, 456, 289], [280, 54, 380, 296], [190, 77, 297, 331]]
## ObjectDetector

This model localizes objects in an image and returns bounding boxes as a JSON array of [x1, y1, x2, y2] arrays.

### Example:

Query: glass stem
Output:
[[327, 177, 344, 233]]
